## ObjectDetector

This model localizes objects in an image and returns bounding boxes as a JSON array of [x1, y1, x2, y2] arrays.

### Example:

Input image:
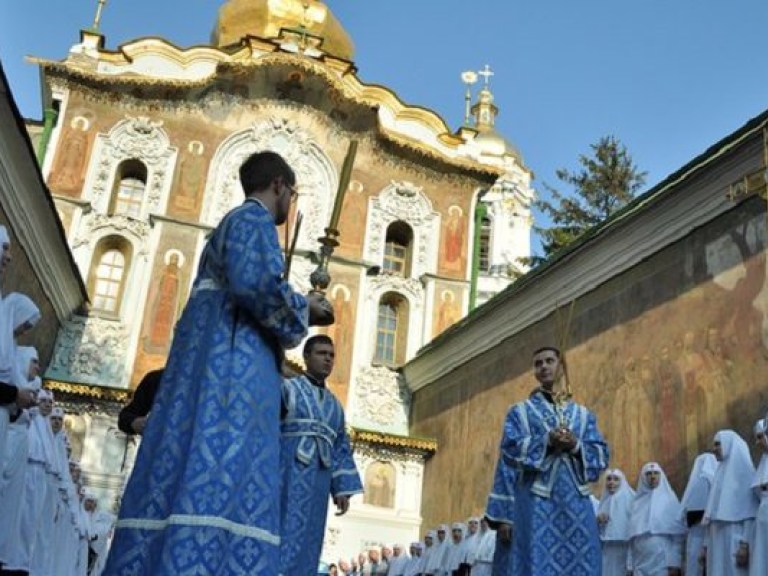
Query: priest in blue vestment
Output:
[[105, 151, 334, 575], [493, 346, 609, 576], [280, 334, 362, 575]]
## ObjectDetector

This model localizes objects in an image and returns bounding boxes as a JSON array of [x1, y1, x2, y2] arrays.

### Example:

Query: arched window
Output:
[[110, 160, 147, 218], [479, 214, 493, 273], [382, 221, 413, 277], [374, 292, 409, 366], [88, 236, 132, 315], [363, 461, 396, 508]]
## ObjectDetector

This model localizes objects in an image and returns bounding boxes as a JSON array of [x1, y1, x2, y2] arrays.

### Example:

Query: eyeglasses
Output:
[[284, 181, 299, 202]]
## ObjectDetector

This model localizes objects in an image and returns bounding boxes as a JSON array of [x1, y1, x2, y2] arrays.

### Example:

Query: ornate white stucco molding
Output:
[[352, 365, 410, 432], [201, 117, 336, 250], [85, 116, 177, 215], [72, 213, 151, 256], [47, 315, 130, 387], [364, 182, 441, 277]]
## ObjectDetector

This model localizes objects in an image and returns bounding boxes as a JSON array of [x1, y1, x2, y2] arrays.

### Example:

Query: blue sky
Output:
[[2, 1, 767, 254]]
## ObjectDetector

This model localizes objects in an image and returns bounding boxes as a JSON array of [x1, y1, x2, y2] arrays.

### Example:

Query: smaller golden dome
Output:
[[474, 129, 523, 162], [212, 0, 355, 61]]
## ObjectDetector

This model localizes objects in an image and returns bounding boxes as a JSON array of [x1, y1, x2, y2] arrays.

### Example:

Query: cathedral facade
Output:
[[28, 0, 534, 561]]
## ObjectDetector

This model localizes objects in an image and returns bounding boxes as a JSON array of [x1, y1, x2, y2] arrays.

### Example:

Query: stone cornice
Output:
[[34, 46, 502, 182], [0, 65, 88, 322], [403, 112, 768, 392]]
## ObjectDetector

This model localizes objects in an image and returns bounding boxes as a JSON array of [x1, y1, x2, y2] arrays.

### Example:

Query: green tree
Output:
[[534, 135, 646, 263]]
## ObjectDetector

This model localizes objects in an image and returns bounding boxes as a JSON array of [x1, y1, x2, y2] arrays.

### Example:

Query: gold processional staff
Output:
[[284, 140, 359, 294]]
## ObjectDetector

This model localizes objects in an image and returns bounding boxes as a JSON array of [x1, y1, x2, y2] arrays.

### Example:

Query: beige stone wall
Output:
[[410, 195, 768, 530], [0, 208, 61, 365]]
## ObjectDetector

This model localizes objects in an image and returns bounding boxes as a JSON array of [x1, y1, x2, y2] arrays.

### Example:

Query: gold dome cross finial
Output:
[[479, 64, 494, 87], [92, 0, 108, 31]]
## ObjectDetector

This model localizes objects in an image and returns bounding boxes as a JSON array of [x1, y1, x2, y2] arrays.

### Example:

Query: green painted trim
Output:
[[469, 198, 487, 310], [36, 107, 58, 167]]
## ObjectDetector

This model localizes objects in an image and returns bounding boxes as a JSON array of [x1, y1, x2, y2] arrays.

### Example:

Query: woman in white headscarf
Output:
[[403, 542, 423, 576], [749, 419, 768, 576], [442, 522, 465, 575], [0, 344, 42, 569], [703, 429, 758, 576], [0, 293, 40, 489], [28, 388, 57, 575], [597, 469, 635, 575], [680, 452, 718, 576], [0, 347, 44, 573], [420, 530, 437, 576], [627, 462, 686, 575]]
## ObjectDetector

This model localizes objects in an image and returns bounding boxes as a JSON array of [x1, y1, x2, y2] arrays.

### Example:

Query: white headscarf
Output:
[[681, 452, 718, 512], [13, 345, 38, 388], [28, 387, 55, 466], [629, 462, 687, 538], [752, 419, 768, 491], [0, 293, 40, 383], [598, 468, 635, 541], [704, 429, 758, 522]]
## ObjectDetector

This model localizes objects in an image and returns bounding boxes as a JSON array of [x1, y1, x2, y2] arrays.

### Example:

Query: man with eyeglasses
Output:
[[105, 151, 335, 575]]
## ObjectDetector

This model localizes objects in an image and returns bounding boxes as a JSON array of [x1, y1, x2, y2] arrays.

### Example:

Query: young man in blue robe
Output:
[[280, 334, 362, 575], [105, 151, 334, 575], [492, 346, 609, 576]]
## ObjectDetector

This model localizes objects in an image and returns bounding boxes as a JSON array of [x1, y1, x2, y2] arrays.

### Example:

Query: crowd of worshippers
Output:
[[590, 420, 768, 576], [324, 518, 498, 576], [328, 418, 768, 576], [0, 226, 115, 576]]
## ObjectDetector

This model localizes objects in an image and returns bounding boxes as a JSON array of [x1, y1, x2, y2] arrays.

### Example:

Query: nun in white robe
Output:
[[471, 521, 495, 576], [0, 292, 40, 473], [0, 339, 41, 569], [704, 429, 758, 576], [627, 462, 686, 575], [458, 517, 481, 573], [2, 348, 45, 573], [28, 388, 57, 576], [420, 531, 438, 575], [403, 542, 424, 576], [425, 526, 448, 575], [387, 543, 410, 576], [441, 522, 465, 575], [597, 469, 635, 576], [680, 452, 717, 576], [749, 419, 768, 576]]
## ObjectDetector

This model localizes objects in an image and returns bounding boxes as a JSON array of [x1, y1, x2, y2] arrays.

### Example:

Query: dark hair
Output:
[[532, 346, 561, 358], [239, 151, 295, 196], [303, 334, 334, 356]]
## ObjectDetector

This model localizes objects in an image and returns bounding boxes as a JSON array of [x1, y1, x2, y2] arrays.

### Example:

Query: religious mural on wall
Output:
[[133, 227, 196, 385], [441, 205, 467, 276], [363, 460, 396, 508], [576, 207, 767, 488], [433, 287, 462, 337], [323, 281, 355, 405], [170, 140, 209, 218], [49, 114, 94, 197], [411, 198, 767, 527], [337, 179, 368, 256]]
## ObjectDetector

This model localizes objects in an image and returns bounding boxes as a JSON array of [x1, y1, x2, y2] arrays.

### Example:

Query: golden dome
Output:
[[474, 129, 523, 162], [212, 0, 355, 61]]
